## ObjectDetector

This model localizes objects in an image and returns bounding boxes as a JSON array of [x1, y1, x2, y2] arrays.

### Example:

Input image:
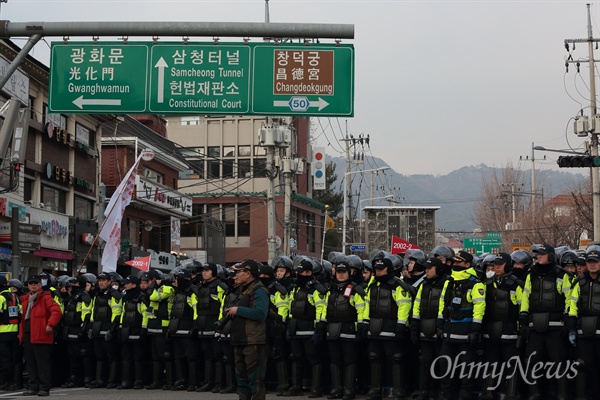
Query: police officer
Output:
[[283, 257, 327, 398], [258, 264, 290, 396], [168, 269, 198, 391], [519, 244, 573, 400], [439, 250, 486, 400], [365, 252, 413, 400], [480, 252, 524, 400], [88, 272, 123, 389], [403, 249, 427, 286], [322, 257, 366, 400], [145, 269, 175, 390], [347, 255, 365, 287], [430, 245, 455, 277], [567, 249, 600, 400], [410, 257, 449, 400], [0, 276, 20, 390], [511, 249, 533, 281], [195, 262, 227, 393], [62, 275, 94, 388], [274, 256, 295, 293], [118, 275, 149, 390]]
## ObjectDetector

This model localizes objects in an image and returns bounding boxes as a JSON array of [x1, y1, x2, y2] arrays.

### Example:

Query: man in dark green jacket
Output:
[[228, 260, 269, 400]]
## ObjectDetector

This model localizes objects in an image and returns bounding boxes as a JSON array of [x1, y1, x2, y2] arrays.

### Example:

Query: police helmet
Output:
[[363, 260, 373, 273], [430, 245, 455, 261], [272, 256, 294, 271], [328, 252, 348, 265], [346, 255, 364, 271], [7, 279, 23, 291], [559, 250, 579, 267], [511, 249, 533, 268], [38, 272, 57, 288], [81, 273, 97, 285], [369, 249, 393, 264], [482, 254, 497, 268], [311, 258, 324, 276], [321, 260, 333, 275]]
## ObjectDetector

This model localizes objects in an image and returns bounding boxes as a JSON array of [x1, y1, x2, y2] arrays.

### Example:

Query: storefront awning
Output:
[[33, 248, 73, 260]]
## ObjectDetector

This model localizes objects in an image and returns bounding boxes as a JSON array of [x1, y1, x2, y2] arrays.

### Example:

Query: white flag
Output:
[[99, 157, 141, 273]]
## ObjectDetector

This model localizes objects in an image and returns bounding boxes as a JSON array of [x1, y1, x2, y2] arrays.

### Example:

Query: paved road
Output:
[[0, 388, 381, 399]]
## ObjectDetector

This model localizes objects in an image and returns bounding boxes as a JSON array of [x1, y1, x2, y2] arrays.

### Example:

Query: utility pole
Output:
[[565, 4, 600, 241], [266, 143, 277, 263], [341, 130, 352, 253]]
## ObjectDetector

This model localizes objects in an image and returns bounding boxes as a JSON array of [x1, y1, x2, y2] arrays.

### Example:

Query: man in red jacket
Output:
[[19, 275, 62, 396]]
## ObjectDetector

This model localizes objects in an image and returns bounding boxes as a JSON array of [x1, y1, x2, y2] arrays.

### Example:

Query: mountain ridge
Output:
[[328, 156, 584, 231]]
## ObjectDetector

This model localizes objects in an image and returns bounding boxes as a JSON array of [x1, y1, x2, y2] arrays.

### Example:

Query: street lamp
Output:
[[358, 195, 394, 242], [342, 166, 390, 253], [532, 145, 587, 155]]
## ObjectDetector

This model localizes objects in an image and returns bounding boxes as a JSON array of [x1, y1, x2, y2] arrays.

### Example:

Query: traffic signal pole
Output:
[[586, 5, 600, 242], [564, 4, 600, 241]]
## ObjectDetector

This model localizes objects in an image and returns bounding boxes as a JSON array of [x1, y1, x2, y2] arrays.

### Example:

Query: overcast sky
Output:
[[2, 0, 596, 175]]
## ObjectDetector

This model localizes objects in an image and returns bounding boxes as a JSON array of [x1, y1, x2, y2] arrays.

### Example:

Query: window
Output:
[[238, 204, 250, 236], [207, 160, 220, 179], [224, 204, 235, 237], [223, 146, 235, 157], [238, 146, 251, 157], [144, 168, 164, 184], [180, 116, 200, 125], [208, 147, 220, 157], [254, 158, 267, 178], [74, 196, 93, 219], [181, 204, 203, 237], [223, 160, 234, 179], [238, 159, 251, 178], [24, 179, 34, 203], [43, 105, 67, 129], [181, 147, 205, 179], [42, 185, 66, 213], [76, 123, 96, 149], [254, 146, 267, 156]]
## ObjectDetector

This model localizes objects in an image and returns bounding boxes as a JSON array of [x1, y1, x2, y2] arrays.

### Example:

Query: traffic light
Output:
[[557, 155, 600, 168], [313, 147, 326, 190]]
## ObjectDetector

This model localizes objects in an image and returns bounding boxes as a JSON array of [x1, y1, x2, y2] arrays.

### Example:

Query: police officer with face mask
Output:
[[519, 244, 573, 400], [168, 269, 198, 391], [283, 257, 327, 398], [322, 257, 366, 400], [88, 272, 123, 389], [480, 252, 524, 400], [439, 250, 486, 400], [195, 263, 227, 393], [62, 276, 94, 388]]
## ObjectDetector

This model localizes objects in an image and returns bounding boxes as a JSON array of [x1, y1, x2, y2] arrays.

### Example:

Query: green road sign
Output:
[[49, 44, 149, 113], [49, 42, 354, 116], [251, 44, 354, 116], [463, 237, 503, 256], [148, 44, 252, 114]]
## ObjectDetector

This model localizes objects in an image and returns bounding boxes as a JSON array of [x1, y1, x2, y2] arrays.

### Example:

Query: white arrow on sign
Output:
[[273, 97, 330, 111], [72, 96, 121, 109], [155, 57, 169, 104]]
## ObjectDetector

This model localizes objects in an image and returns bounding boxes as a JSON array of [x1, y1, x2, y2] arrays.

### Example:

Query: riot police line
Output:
[[0, 243, 598, 400]]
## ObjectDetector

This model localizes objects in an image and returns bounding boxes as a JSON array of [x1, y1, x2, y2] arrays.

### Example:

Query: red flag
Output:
[[125, 256, 150, 272], [391, 235, 420, 254]]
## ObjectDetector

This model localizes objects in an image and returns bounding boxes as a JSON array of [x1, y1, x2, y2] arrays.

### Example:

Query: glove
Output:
[[468, 331, 481, 347], [189, 327, 198, 338], [568, 330, 577, 347], [104, 330, 113, 342], [410, 319, 420, 345], [519, 312, 530, 340], [357, 321, 369, 341], [312, 321, 326, 346], [395, 323, 407, 340], [435, 318, 445, 341]]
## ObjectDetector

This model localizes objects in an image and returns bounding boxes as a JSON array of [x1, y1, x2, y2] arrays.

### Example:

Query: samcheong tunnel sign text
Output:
[[49, 42, 354, 117]]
